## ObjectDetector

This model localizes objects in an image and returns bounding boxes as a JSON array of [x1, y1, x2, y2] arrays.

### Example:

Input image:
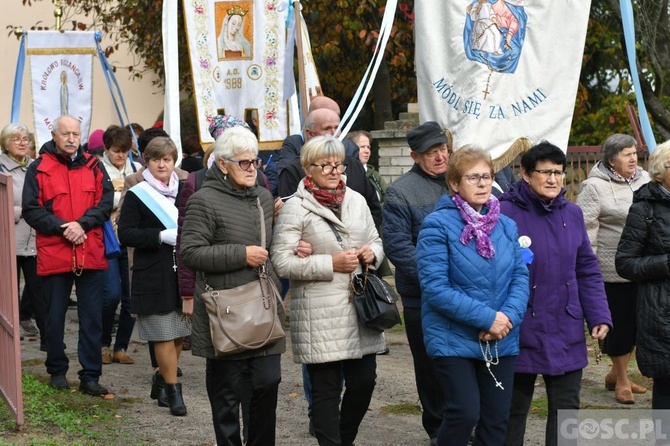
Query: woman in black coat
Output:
[[118, 137, 190, 416], [616, 140, 670, 411]]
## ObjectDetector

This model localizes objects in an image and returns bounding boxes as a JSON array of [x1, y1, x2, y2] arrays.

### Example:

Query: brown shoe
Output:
[[112, 349, 134, 364], [631, 382, 648, 394], [605, 372, 616, 391], [615, 387, 635, 404], [101, 347, 112, 365]]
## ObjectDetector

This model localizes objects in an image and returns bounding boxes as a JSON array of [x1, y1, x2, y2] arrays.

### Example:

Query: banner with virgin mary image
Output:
[[26, 31, 96, 148], [415, 1, 591, 158], [183, 0, 298, 148]]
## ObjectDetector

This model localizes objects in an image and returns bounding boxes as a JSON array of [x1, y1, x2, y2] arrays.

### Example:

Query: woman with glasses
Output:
[[0, 123, 45, 344], [616, 141, 670, 412], [499, 141, 611, 446], [272, 135, 385, 446], [180, 126, 285, 444], [576, 134, 650, 405], [416, 145, 529, 446]]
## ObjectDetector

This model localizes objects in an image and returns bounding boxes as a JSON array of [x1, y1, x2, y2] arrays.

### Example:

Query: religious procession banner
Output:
[[26, 31, 96, 148], [183, 0, 298, 148], [415, 1, 591, 160]]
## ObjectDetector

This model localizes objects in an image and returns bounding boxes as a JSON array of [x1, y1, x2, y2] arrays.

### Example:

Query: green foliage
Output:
[[380, 402, 423, 415], [0, 373, 136, 445]]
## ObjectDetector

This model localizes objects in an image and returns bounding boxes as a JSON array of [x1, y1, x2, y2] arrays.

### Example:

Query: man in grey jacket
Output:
[[382, 121, 450, 445]]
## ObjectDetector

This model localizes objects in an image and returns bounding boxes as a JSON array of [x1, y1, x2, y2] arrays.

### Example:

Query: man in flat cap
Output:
[[382, 121, 450, 445]]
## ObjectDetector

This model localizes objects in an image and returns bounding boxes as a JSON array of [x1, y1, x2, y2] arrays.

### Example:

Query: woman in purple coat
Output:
[[499, 142, 612, 446]]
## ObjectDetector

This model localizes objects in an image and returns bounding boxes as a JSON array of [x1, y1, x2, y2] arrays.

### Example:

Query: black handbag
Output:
[[324, 220, 401, 332], [350, 264, 402, 332]]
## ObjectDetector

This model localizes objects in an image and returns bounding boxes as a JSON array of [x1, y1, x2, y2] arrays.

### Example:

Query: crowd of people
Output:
[[1, 100, 667, 445]]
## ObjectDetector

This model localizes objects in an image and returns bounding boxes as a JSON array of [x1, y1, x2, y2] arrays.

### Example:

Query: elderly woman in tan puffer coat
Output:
[[576, 133, 650, 405], [272, 135, 385, 446]]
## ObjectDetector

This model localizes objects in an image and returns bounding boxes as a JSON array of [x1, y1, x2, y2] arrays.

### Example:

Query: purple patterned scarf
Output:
[[452, 193, 500, 259]]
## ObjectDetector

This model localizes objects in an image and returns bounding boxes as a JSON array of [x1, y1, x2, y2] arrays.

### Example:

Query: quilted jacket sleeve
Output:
[[576, 180, 601, 252], [270, 198, 335, 282], [383, 186, 418, 285], [497, 219, 530, 329], [616, 201, 670, 282]]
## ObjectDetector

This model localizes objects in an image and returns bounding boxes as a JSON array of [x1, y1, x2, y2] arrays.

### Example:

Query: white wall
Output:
[[1, 1, 165, 137]]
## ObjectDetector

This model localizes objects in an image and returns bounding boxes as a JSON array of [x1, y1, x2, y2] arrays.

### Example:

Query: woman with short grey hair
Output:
[[576, 133, 650, 404], [0, 122, 44, 343], [181, 126, 285, 444]]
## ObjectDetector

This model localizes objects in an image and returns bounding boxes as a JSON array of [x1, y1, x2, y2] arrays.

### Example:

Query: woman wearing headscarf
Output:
[[576, 134, 650, 404], [500, 141, 611, 446], [417, 145, 529, 446], [180, 126, 284, 445], [272, 135, 384, 446], [118, 136, 190, 416]]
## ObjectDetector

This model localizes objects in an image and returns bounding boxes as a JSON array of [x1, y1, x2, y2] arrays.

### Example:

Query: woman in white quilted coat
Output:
[[272, 135, 385, 446], [576, 133, 650, 404]]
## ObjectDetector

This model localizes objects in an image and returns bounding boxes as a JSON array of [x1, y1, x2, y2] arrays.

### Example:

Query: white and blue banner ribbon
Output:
[[11, 32, 27, 123], [620, 0, 657, 152]]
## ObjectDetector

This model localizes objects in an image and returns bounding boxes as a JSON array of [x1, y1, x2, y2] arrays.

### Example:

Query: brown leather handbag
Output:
[[199, 198, 285, 356]]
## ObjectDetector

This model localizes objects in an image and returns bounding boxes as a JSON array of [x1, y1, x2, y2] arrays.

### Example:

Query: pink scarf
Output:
[[452, 193, 500, 259]]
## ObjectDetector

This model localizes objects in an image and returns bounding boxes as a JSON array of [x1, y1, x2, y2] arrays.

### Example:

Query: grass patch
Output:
[[380, 402, 423, 415], [529, 395, 548, 419], [0, 373, 138, 445]]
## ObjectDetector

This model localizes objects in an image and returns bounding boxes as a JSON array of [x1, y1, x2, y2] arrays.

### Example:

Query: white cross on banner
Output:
[[26, 31, 96, 149], [183, 0, 299, 148], [415, 1, 591, 158]]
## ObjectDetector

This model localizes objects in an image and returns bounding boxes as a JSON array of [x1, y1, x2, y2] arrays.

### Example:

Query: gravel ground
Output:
[[18, 298, 652, 446]]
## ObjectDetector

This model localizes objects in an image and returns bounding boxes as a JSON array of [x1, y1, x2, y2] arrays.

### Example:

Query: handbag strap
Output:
[[205, 197, 266, 290], [325, 220, 347, 251]]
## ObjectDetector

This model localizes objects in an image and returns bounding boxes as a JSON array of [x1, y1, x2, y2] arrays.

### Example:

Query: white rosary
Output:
[[479, 340, 504, 390]]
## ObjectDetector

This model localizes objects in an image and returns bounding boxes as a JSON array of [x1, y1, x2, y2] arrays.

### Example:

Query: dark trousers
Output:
[[404, 306, 445, 439], [205, 354, 281, 446], [16, 255, 45, 334], [505, 369, 582, 446], [42, 270, 104, 382], [652, 378, 670, 443], [433, 356, 515, 446], [307, 354, 377, 446], [101, 249, 135, 351]]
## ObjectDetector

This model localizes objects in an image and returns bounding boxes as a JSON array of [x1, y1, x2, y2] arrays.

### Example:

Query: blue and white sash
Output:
[[129, 181, 178, 229]]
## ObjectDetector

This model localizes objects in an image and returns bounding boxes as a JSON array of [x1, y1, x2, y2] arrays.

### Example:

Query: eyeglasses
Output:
[[310, 163, 347, 175], [462, 173, 493, 185], [533, 169, 566, 179], [226, 158, 262, 170], [11, 137, 29, 145]]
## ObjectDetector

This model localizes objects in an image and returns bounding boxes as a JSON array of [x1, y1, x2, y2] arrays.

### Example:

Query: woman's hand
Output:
[[332, 250, 359, 273], [246, 245, 268, 268], [182, 297, 193, 318], [356, 244, 376, 265], [295, 240, 312, 258], [487, 311, 513, 340], [591, 324, 610, 340]]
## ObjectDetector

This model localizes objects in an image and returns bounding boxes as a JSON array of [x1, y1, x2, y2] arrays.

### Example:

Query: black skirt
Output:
[[601, 281, 638, 357]]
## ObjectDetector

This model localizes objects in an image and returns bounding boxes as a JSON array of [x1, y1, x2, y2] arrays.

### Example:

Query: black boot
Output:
[[166, 383, 187, 416], [150, 372, 168, 407]]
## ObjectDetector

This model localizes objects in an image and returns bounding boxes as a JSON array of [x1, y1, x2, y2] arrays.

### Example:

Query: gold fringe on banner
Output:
[[492, 137, 532, 173], [26, 48, 96, 56]]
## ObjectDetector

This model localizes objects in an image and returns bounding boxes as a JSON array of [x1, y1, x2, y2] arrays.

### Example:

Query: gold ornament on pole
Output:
[[53, 0, 63, 31]]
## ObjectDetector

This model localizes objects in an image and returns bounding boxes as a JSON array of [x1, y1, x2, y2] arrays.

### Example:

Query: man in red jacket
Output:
[[22, 115, 113, 396]]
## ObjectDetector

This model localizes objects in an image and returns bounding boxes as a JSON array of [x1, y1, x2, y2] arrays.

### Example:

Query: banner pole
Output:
[[293, 1, 309, 121]]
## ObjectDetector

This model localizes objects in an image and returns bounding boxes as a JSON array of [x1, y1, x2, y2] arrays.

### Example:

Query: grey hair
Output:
[[213, 126, 258, 161], [300, 135, 345, 171], [0, 123, 30, 152], [52, 115, 81, 134], [601, 133, 637, 165], [647, 140, 670, 183]]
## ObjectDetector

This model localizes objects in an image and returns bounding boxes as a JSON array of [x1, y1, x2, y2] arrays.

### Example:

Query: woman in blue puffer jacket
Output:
[[417, 146, 529, 446]]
